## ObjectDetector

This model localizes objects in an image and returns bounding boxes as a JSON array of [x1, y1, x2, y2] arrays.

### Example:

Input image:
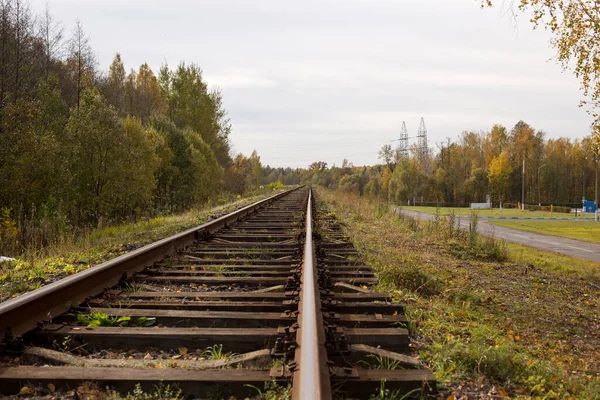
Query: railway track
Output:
[[0, 186, 435, 399]]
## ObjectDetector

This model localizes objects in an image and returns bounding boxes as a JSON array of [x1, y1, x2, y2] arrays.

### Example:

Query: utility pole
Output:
[[522, 157, 525, 211], [594, 153, 598, 222], [538, 164, 547, 206]]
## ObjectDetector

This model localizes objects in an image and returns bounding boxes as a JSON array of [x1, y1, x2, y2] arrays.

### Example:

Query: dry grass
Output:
[[0, 189, 286, 302], [317, 188, 600, 399]]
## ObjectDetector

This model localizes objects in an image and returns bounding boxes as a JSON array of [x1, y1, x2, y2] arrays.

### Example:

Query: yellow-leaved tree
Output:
[[480, 1, 600, 149], [489, 151, 511, 203]]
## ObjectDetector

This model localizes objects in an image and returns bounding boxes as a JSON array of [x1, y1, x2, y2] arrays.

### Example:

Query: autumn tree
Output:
[[480, 1, 600, 145]]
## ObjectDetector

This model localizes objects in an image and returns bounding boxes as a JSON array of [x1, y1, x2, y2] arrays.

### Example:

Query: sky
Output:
[[31, 0, 592, 168]]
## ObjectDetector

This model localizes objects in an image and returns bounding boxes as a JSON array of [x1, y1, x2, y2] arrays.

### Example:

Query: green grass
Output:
[[405, 206, 591, 219], [0, 188, 288, 302], [489, 219, 600, 245]]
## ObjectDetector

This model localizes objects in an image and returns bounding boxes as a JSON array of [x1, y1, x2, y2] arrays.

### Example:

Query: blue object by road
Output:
[[585, 201, 596, 213]]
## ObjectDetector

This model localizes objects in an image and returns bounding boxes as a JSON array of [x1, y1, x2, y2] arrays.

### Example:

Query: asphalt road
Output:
[[397, 209, 600, 263]]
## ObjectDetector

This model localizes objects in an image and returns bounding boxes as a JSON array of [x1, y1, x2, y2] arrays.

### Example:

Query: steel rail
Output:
[[292, 189, 332, 399], [0, 186, 301, 343]]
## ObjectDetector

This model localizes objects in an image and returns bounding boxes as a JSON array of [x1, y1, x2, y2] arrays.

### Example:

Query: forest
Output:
[[0, 0, 268, 254], [279, 121, 599, 209], [2, 0, 598, 256]]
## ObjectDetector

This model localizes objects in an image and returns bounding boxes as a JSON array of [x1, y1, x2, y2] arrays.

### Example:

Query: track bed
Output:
[[0, 187, 435, 399]]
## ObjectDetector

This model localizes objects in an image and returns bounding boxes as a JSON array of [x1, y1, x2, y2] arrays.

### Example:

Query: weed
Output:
[[77, 310, 130, 327], [375, 203, 387, 220], [201, 344, 236, 360], [121, 282, 144, 292], [368, 380, 420, 400], [468, 211, 478, 248], [107, 383, 183, 400], [358, 354, 402, 370], [52, 335, 73, 352], [245, 380, 291, 400]]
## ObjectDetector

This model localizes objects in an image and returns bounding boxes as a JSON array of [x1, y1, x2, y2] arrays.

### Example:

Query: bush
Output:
[[267, 182, 285, 190]]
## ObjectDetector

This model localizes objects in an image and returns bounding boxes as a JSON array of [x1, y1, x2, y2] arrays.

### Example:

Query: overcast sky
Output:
[[31, 0, 592, 168]]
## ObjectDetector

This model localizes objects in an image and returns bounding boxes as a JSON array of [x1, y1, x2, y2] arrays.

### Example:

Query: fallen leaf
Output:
[[179, 347, 188, 355], [498, 387, 509, 398], [19, 386, 34, 395], [47, 383, 56, 393], [446, 395, 455, 400], [392, 311, 398, 316]]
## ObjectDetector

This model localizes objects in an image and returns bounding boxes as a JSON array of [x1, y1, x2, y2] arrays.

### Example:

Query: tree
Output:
[[481, 1, 600, 139], [164, 62, 231, 167], [378, 144, 396, 170], [106, 53, 125, 111], [489, 151, 511, 203], [38, 3, 64, 79], [65, 89, 157, 223], [66, 21, 94, 108]]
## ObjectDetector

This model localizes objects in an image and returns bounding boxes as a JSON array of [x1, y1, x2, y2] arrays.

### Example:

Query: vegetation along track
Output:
[[0, 186, 434, 399]]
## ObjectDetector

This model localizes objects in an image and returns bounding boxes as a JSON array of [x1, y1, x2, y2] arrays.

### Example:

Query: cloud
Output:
[[34, 0, 593, 168], [206, 69, 276, 89]]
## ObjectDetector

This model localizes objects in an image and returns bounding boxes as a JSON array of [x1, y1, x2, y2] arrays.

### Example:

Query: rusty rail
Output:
[[0, 187, 301, 342], [292, 189, 332, 399]]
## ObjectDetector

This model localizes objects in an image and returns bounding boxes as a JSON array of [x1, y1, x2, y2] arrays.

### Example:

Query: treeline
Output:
[[299, 121, 599, 207], [0, 0, 266, 253]]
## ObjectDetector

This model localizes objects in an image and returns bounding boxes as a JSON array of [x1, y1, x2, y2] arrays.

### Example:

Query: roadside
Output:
[[404, 206, 592, 220], [398, 208, 600, 264], [317, 188, 600, 399]]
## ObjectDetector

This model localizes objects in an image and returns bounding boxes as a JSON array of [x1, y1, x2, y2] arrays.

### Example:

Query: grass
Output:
[[0, 188, 288, 302], [488, 219, 600, 245], [318, 188, 600, 399], [405, 206, 590, 219]]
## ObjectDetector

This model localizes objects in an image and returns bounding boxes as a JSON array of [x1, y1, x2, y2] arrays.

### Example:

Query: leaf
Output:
[[19, 386, 34, 395], [446, 395, 455, 400], [47, 383, 56, 393], [135, 316, 156, 327], [498, 387, 509, 398], [179, 347, 188, 355]]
